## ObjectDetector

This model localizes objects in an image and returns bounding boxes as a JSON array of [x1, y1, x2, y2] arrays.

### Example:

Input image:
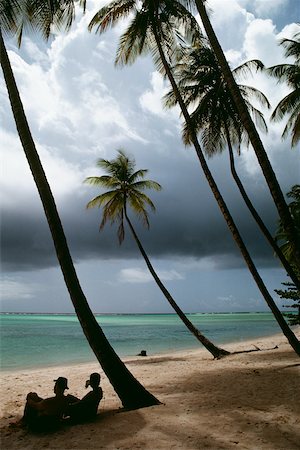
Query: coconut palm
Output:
[[190, 0, 300, 268], [164, 42, 300, 289], [267, 27, 300, 147], [0, 1, 159, 409], [85, 149, 230, 359], [89, 1, 300, 356]]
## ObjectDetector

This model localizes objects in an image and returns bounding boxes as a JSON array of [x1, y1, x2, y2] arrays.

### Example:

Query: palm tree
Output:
[[85, 149, 230, 359], [267, 27, 300, 147], [163, 41, 300, 290], [0, 1, 160, 409], [190, 0, 300, 269], [89, 0, 300, 356]]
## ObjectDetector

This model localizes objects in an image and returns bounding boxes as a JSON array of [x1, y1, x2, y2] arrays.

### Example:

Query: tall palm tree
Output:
[[85, 150, 230, 359], [164, 42, 300, 290], [0, 1, 160, 409], [267, 27, 300, 147], [89, 0, 300, 356], [190, 0, 300, 269]]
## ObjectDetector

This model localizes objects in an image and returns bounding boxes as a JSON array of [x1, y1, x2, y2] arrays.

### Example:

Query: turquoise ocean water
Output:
[[0, 312, 282, 371]]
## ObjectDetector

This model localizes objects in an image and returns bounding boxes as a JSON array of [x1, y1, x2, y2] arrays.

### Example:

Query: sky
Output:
[[0, 0, 299, 314]]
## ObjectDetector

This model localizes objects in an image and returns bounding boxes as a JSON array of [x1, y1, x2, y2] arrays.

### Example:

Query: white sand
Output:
[[1, 327, 300, 449]]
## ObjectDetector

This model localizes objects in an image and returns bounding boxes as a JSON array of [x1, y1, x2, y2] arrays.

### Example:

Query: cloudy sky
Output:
[[1, 0, 299, 314]]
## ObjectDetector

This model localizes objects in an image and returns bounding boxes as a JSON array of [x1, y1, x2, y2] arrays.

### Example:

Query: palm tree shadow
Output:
[[2, 406, 153, 449], [63, 406, 151, 448]]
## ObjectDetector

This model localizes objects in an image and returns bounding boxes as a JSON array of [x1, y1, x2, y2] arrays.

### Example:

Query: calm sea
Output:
[[0, 312, 283, 371]]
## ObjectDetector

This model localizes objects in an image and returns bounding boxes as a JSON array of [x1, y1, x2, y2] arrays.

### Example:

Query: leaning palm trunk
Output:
[[0, 30, 160, 409], [193, 0, 300, 269], [223, 126, 300, 290], [151, 23, 300, 357], [124, 208, 229, 359]]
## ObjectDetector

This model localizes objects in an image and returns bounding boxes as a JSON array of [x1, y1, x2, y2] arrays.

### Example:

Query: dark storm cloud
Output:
[[1, 145, 288, 273]]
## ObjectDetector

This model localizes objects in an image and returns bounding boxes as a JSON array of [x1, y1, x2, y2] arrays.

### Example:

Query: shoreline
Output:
[[1, 327, 299, 449], [0, 328, 288, 375], [1, 324, 291, 374]]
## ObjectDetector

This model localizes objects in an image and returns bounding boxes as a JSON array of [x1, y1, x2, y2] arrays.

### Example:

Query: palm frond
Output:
[[239, 84, 270, 109], [1, 0, 78, 43], [267, 63, 291, 79], [131, 189, 156, 210], [271, 88, 300, 121], [128, 169, 148, 183], [267, 28, 300, 146], [131, 180, 162, 191], [244, 99, 268, 133], [117, 216, 125, 244], [84, 175, 118, 188], [0, 0, 20, 32], [233, 59, 264, 78], [27, 0, 77, 40], [88, 0, 135, 34], [115, 9, 151, 66], [128, 192, 151, 227], [291, 108, 300, 146], [279, 35, 300, 60], [281, 100, 300, 144], [86, 190, 121, 209]]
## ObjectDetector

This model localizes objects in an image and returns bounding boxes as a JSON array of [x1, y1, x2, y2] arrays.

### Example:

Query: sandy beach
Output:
[[1, 328, 299, 449]]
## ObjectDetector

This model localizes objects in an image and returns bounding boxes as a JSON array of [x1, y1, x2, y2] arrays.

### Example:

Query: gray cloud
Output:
[[2, 135, 294, 272]]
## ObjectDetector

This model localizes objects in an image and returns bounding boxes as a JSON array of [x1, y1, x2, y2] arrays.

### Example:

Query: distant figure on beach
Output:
[[65, 373, 103, 423], [22, 376, 70, 432]]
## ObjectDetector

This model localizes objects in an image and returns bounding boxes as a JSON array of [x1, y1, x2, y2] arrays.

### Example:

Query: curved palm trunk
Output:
[[0, 30, 160, 409], [223, 126, 300, 290], [124, 208, 229, 359], [194, 0, 300, 269], [151, 23, 300, 357]]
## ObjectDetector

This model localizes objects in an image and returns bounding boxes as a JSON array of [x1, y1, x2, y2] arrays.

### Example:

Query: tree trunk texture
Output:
[[0, 30, 160, 409]]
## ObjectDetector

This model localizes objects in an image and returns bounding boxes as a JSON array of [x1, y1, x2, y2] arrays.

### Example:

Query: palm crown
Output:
[[88, 0, 200, 71], [164, 41, 270, 154], [0, 0, 87, 45], [267, 27, 300, 147], [85, 150, 162, 243]]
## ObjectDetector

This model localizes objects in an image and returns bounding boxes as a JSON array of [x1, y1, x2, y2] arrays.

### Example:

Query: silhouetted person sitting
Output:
[[65, 373, 103, 424], [22, 377, 70, 432]]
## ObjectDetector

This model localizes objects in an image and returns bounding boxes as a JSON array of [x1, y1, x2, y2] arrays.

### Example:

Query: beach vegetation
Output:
[[275, 277, 300, 326], [85, 149, 230, 358], [0, 0, 160, 410], [275, 185, 300, 325]]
